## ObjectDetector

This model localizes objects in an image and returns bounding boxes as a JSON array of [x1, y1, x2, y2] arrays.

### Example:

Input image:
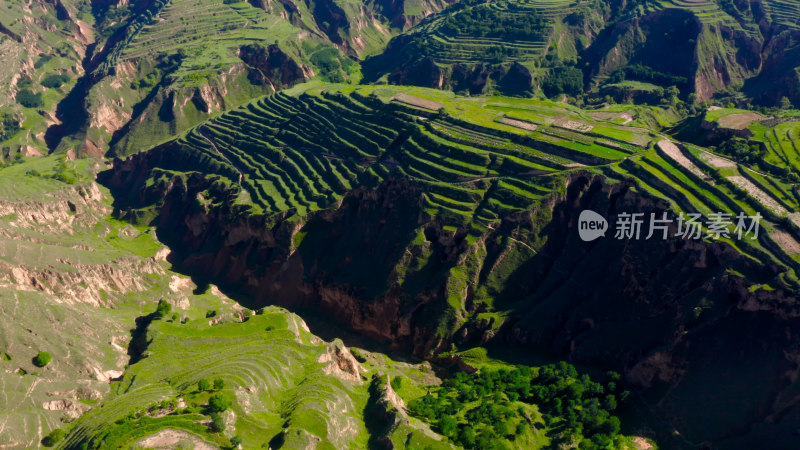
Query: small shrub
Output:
[[33, 351, 51, 367], [210, 412, 226, 432], [154, 299, 171, 319], [206, 310, 217, 318], [230, 436, 242, 448], [390, 376, 403, 391], [34, 54, 53, 69], [41, 428, 65, 447]]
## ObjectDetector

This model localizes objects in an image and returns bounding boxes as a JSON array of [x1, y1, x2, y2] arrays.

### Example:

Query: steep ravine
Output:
[[102, 152, 800, 446]]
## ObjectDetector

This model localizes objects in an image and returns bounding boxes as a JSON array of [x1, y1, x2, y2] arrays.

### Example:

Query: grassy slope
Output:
[[0, 155, 179, 448], [0, 0, 91, 154]]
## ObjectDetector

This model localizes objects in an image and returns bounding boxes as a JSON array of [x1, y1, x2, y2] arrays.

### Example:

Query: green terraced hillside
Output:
[[42, 0, 455, 159], [363, 0, 800, 109], [58, 303, 455, 449], [7, 0, 800, 446], [362, 0, 607, 94], [102, 83, 800, 445], [0, 154, 225, 448]]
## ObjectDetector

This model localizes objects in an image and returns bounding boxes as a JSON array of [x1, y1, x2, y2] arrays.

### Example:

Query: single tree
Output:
[[209, 393, 232, 412], [154, 299, 171, 319], [213, 378, 225, 391], [33, 351, 51, 367], [198, 378, 211, 391], [41, 428, 65, 447], [439, 415, 457, 437]]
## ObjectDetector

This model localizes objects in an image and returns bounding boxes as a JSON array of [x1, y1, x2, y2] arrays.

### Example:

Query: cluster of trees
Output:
[[198, 377, 226, 392], [716, 137, 766, 165], [16, 89, 43, 108], [14, 70, 72, 109], [41, 73, 70, 89], [0, 113, 20, 141], [609, 64, 688, 88], [407, 362, 628, 449], [95, 3, 130, 38], [483, 45, 523, 63], [309, 45, 357, 83], [440, 5, 548, 41], [542, 59, 584, 97], [197, 376, 231, 433], [131, 69, 163, 89]]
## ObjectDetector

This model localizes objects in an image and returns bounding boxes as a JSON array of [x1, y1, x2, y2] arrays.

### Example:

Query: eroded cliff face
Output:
[[102, 148, 800, 444], [104, 62, 278, 156], [239, 44, 312, 89], [497, 174, 800, 445], [584, 8, 761, 101], [743, 28, 800, 107], [103, 153, 451, 354]]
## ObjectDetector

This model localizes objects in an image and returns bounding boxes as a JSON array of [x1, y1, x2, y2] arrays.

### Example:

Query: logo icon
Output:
[[578, 210, 607, 242]]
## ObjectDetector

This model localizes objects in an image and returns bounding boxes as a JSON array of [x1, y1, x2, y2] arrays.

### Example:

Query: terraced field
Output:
[[61, 306, 356, 448], [142, 84, 652, 239], [382, 0, 579, 66], [764, 0, 800, 28], [117, 0, 305, 75], [748, 119, 800, 172], [114, 83, 800, 284], [0, 154, 451, 449], [59, 301, 450, 449]]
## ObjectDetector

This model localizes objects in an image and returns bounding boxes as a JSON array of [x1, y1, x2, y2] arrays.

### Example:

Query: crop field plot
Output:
[[392, 93, 445, 111], [745, 119, 800, 173], [500, 116, 539, 131]]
